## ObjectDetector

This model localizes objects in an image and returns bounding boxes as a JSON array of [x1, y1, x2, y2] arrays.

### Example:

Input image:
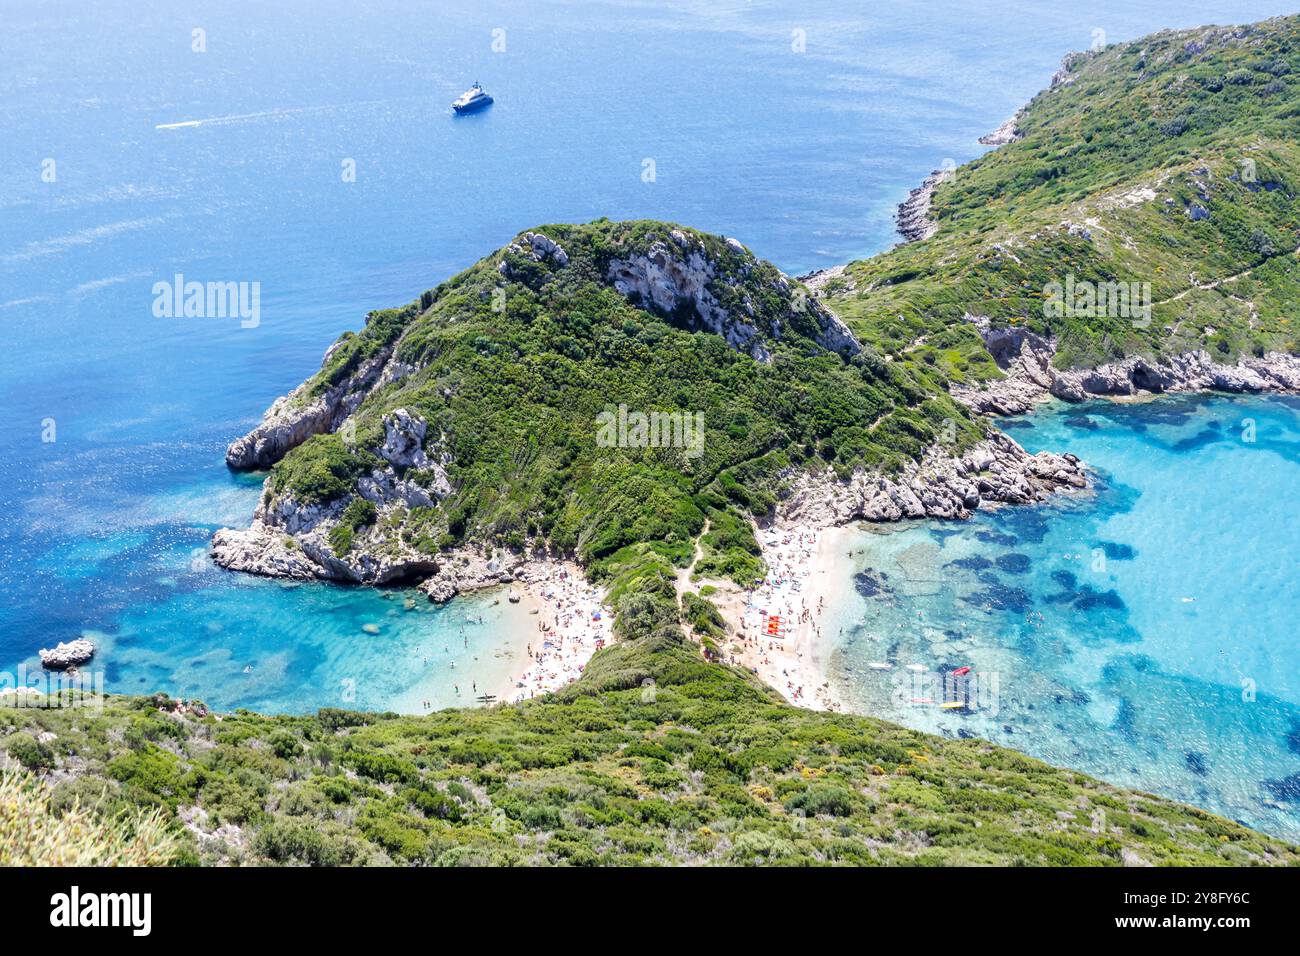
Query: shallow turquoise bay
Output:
[[823, 394, 1300, 841]]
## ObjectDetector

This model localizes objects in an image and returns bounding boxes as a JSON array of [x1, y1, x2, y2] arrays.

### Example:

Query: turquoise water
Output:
[[825, 394, 1300, 841], [2, 0, 1297, 716]]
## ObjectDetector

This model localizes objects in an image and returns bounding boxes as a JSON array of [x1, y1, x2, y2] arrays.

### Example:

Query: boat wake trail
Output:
[[155, 98, 417, 131]]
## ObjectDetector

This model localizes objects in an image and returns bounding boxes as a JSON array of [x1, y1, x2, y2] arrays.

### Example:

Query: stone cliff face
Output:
[[951, 315, 1300, 415], [895, 169, 952, 244], [603, 228, 860, 362], [224, 339, 406, 470], [779, 431, 1086, 527], [214, 406, 452, 585]]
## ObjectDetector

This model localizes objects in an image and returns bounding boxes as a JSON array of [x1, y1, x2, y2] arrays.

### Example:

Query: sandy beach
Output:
[[701, 523, 853, 711], [497, 561, 613, 703]]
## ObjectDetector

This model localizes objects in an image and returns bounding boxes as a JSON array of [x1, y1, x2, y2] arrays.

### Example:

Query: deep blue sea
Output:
[[3, 0, 1298, 829], [824, 395, 1300, 841]]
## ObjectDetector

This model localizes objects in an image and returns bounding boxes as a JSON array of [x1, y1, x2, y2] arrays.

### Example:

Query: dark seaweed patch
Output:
[[963, 583, 1032, 613], [1051, 569, 1078, 590], [929, 527, 963, 547], [1094, 540, 1137, 561], [1263, 772, 1300, 803], [854, 569, 893, 599], [1074, 586, 1126, 611], [1172, 426, 1224, 454], [996, 552, 1031, 574], [1114, 698, 1139, 741], [1285, 720, 1300, 756]]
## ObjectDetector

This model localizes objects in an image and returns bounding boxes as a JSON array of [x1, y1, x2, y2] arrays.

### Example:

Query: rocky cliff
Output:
[[779, 430, 1086, 527], [952, 316, 1300, 415]]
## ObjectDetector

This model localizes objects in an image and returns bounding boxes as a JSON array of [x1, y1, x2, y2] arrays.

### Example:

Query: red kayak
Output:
[[952, 666, 972, 676]]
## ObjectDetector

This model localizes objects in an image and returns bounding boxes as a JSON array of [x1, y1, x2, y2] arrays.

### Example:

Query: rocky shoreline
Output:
[[951, 319, 1300, 416], [776, 429, 1086, 530], [977, 110, 1024, 146], [894, 169, 952, 243]]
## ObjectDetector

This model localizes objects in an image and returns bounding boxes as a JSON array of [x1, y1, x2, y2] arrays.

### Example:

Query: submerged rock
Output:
[[853, 569, 893, 599]]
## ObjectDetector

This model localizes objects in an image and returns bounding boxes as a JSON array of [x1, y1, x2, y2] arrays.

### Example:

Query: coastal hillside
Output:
[[213, 219, 1067, 642], [4, 682, 1296, 866], [11, 15, 1300, 867], [821, 15, 1300, 409]]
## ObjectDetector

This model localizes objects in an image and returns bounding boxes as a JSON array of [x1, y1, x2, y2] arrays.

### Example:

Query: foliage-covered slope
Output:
[[225, 219, 984, 637], [825, 15, 1300, 372], [4, 671, 1295, 866]]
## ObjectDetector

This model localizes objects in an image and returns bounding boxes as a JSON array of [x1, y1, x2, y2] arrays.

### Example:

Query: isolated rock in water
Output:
[[39, 638, 95, 670]]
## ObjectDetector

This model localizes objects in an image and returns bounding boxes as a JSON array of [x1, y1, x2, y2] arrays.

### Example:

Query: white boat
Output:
[[452, 82, 493, 113]]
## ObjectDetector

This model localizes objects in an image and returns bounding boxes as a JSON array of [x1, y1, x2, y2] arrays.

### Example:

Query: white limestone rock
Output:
[[605, 229, 859, 362], [225, 347, 393, 469], [778, 431, 1086, 529], [39, 638, 96, 670]]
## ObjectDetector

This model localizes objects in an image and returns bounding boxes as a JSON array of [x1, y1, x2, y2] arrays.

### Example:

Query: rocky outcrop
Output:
[[779, 431, 1087, 528], [212, 505, 441, 585], [978, 111, 1024, 146], [950, 319, 1058, 415], [1050, 50, 1095, 88], [210, 527, 330, 580], [951, 316, 1300, 413], [214, 407, 452, 584], [605, 228, 859, 361], [896, 169, 952, 243], [420, 549, 527, 603], [225, 345, 395, 470], [498, 231, 570, 280], [378, 407, 429, 468], [797, 264, 853, 296], [39, 639, 95, 670], [1050, 350, 1300, 400]]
